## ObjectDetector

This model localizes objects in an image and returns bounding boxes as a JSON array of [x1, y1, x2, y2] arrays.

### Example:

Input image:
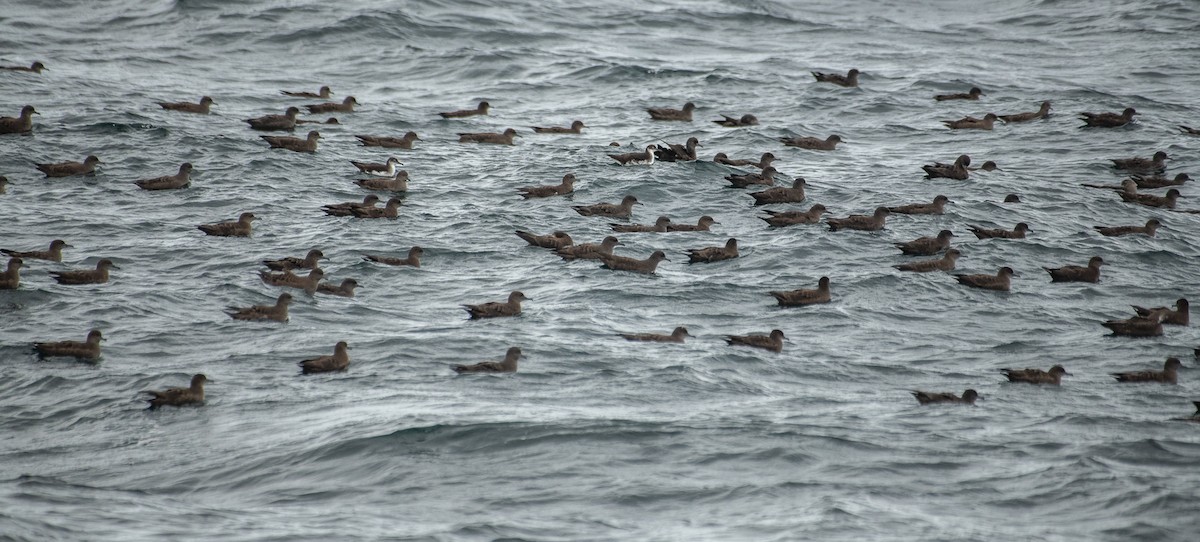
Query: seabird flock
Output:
[[2, 60, 1197, 418]]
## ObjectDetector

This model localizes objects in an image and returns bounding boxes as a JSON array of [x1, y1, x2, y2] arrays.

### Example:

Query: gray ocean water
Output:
[[2, 0, 1199, 540]]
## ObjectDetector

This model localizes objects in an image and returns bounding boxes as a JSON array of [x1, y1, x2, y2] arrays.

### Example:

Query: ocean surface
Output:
[[2, 0, 1199, 540]]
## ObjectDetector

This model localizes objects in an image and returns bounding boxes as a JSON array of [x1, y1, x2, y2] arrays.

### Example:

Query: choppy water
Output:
[[2, 0, 1199, 540]]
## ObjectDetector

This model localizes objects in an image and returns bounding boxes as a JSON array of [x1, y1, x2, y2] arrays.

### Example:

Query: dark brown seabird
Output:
[[611, 216, 671, 233], [518, 174, 575, 198], [725, 329, 786, 352], [1080, 107, 1136, 128], [935, 87, 984, 101], [714, 152, 777, 169], [922, 155, 971, 180], [364, 246, 423, 267], [532, 120, 585, 133], [33, 329, 103, 361], [687, 238, 739, 264], [1132, 298, 1189, 326], [954, 266, 1015, 291], [943, 113, 998, 130], [246, 107, 300, 131], [894, 249, 961, 273], [263, 249, 325, 271], [749, 178, 806, 205], [713, 114, 758, 127], [261, 130, 321, 153], [260, 268, 325, 295], [574, 195, 640, 218], [316, 278, 358, 298], [667, 216, 718, 232], [726, 166, 777, 188], [305, 96, 357, 114], [439, 101, 490, 118], [146, 374, 207, 409], [228, 292, 292, 322], [355, 132, 420, 149], [463, 291, 528, 319], [827, 207, 889, 231], [557, 236, 620, 260], [516, 230, 573, 249], [134, 163, 192, 190], [36, 155, 100, 178], [453, 346, 521, 374], [654, 137, 702, 162], [157, 96, 215, 114], [324, 195, 380, 217], [621, 326, 691, 343], [888, 195, 950, 215], [1129, 173, 1191, 189], [0, 257, 22, 289], [1, 61, 46, 73], [1001, 365, 1069, 385], [198, 212, 257, 237], [300, 341, 350, 374], [762, 204, 827, 227], [608, 145, 656, 166], [912, 389, 979, 405], [812, 68, 860, 87], [458, 128, 518, 145], [1120, 188, 1182, 209], [598, 250, 669, 274], [350, 197, 401, 219], [1094, 219, 1161, 237], [1180, 125, 1200, 136], [770, 277, 831, 306], [0, 105, 39, 134], [1113, 358, 1183, 384], [295, 117, 339, 125], [998, 101, 1051, 123], [354, 170, 408, 192], [780, 135, 842, 150], [896, 230, 954, 256], [2, 239, 70, 262], [1045, 256, 1104, 283], [647, 102, 696, 121], [281, 86, 332, 99], [1111, 151, 1168, 174], [969, 222, 1031, 239], [51, 259, 116, 285]]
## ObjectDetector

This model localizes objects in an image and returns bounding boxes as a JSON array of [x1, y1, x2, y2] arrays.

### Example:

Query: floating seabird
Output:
[[50, 259, 115, 285], [1111, 151, 1168, 174], [888, 195, 950, 215], [574, 195, 640, 218], [896, 230, 954, 256], [323, 195, 380, 217], [761, 204, 827, 227], [350, 197, 401, 219], [620, 326, 691, 343], [1102, 314, 1162, 337], [134, 163, 192, 190], [518, 174, 575, 198], [894, 249, 961, 273], [263, 249, 325, 271], [355, 132, 420, 149], [912, 389, 978, 405], [1080, 107, 1137, 128], [260, 268, 325, 295], [608, 145, 656, 166], [0, 61, 46, 73], [261, 130, 321, 153], [452, 346, 521, 374], [725, 329, 786, 352], [812, 68, 860, 87], [145, 374, 207, 409], [969, 222, 1031, 239], [2, 239, 70, 262], [281, 86, 332, 99], [687, 238, 738, 263], [439, 101, 489, 118], [515, 230, 573, 249], [954, 266, 1015, 291], [532, 120, 585, 133], [228, 293, 292, 322], [1045, 256, 1104, 283], [557, 236, 620, 260], [922, 155, 971, 180], [943, 113, 998, 130], [458, 128, 518, 145], [827, 207, 889, 231], [36, 155, 100, 177], [1001, 365, 1069, 385], [305, 96, 357, 114], [998, 101, 1051, 123], [0, 257, 22, 289], [935, 87, 984, 101], [198, 212, 256, 237], [1113, 358, 1184, 384], [1120, 188, 1182, 209], [364, 246, 423, 267], [598, 250, 669, 274], [714, 152, 776, 169], [245, 107, 300, 131], [647, 102, 696, 121], [157, 96, 215, 114], [463, 291, 528, 319], [1132, 298, 1189, 326], [749, 178, 806, 205], [780, 135, 842, 150], [1129, 173, 1191, 189], [611, 216, 671, 233], [300, 341, 350, 374], [316, 278, 358, 298], [33, 329, 103, 361], [726, 166, 776, 188], [666, 216, 718, 232], [350, 157, 403, 176], [0, 105, 38, 134], [1094, 219, 1161, 237], [654, 137, 701, 162], [770, 277, 831, 306], [713, 114, 758, 127], [354, 170, 408, 192]]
